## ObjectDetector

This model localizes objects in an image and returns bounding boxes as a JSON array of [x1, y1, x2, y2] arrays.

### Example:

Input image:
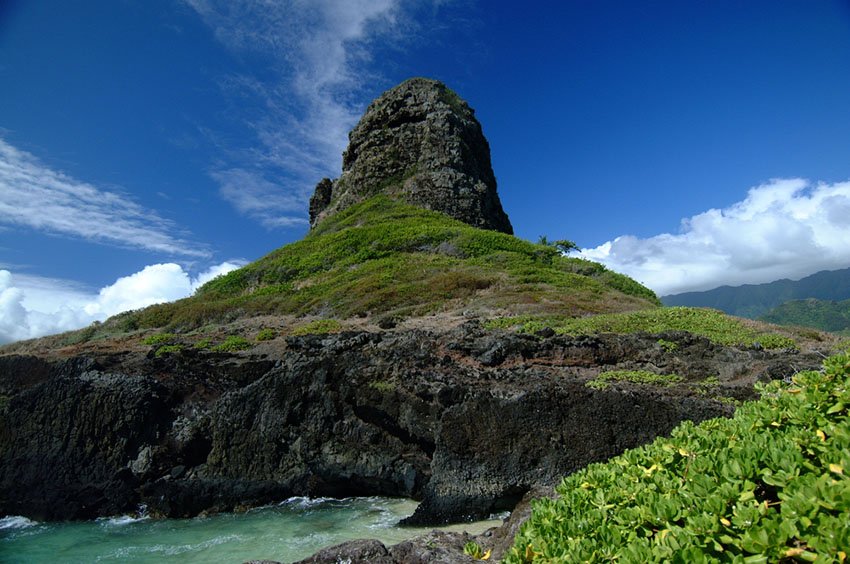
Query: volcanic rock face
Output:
[[309, 78, 513, 234], [0, 325, 820, 523]]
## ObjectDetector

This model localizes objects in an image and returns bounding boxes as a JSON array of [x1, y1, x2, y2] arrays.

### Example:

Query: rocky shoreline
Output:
[[0, 322, 820, 530]]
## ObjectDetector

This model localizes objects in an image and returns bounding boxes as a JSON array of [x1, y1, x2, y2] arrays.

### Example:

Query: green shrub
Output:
[[755, 333, 798, 351], [463, 541, 491, 560], [193, 338, 212, 349], [142, 332, 177, 345], [212, 335, 252, 352], [256, 328, 277, 341], [368, 380, 396, 393], [657, 339, 678, 352], [586, 370, 683, 391], [506, 354, 850, 562], [692, 376, 721, 396], [291, 319, 343, 336], [154, 344, 183, 357]]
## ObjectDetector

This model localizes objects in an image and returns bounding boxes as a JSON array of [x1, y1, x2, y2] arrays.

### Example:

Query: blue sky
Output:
[[2, 1, 850, 342]]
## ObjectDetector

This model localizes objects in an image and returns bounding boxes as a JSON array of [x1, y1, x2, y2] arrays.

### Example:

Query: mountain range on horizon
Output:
[[662, 266, 850, 324]]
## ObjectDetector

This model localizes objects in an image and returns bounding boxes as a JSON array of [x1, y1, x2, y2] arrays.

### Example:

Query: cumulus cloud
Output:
[[0, 138, 209, 257], [0, 261, 242, 344], [581, 179, 850, 296], [183, 0, 425, 228]]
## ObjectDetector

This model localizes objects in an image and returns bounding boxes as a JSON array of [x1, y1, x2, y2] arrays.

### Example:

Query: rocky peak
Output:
[[309, 77, 513, 234]]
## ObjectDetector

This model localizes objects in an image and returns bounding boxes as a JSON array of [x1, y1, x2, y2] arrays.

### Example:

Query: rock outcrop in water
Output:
[[309, 78, 513, 234], [0, 323, 819, 523]]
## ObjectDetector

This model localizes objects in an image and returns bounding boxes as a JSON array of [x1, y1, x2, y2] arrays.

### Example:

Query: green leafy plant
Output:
[[256, 328, 277, 341], [212, 335, 252, 352], [506, 353, 850, 562], [692, 375, 721, 396], [154, 344, 183, 357], [193, 338, 213, 349], [291, 319, 343, 336], [142, 332, 177, 345], [463, 541, 491, 560], [368, 380, 396, 393], [657, 338, 678, 352], [754, 333, 798, 351], [586, 370, 683, 391]]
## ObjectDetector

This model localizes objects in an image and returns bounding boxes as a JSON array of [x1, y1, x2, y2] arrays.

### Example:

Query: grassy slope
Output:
[[487, 307, 811, 350], [108, 196, 658, 332], [4, 196, 836, 355]]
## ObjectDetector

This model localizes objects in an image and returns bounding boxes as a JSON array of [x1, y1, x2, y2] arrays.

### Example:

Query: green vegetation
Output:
[[291, 319, 343, 336], [154, 344, 183, 357], [657, 338, 679, 352], [368, 380, 396, 393], [193, 338, 213, 349], [142, 332, 177, 345], [463, 540, 491, 560], [507, 354, 850, 562], [537, 236, 580, 255], [212, 336, 252, 352], [256, 328, 277, 341], [111, 196, 657, 332], [586, 370, 683, 391], [759, 298, 850, 334], [693, 376, 721, 396], [488, 307, 798, 350]]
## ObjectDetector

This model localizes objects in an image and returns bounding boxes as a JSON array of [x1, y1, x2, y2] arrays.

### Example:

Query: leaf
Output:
[[480, 549, 491, 560], [720, 517, 731, 526], [827, 402, 845, 414], [829, 463, 844, 475], [817, 429, 826, 441]]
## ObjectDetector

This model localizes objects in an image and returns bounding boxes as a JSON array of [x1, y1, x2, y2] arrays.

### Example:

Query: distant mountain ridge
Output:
[[758, 298, 850, 335], [661, 266, 850, 319]]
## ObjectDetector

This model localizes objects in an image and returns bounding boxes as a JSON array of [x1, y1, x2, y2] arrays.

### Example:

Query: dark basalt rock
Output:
[[309, 78, 513, 234], [0, 326, 823, 526]]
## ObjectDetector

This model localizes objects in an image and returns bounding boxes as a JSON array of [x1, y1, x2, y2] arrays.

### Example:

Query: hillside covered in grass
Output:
[[103, 196, 658, 333], [487, 307, 811, 350]]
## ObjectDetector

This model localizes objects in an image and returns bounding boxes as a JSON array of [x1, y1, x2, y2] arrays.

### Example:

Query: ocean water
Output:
[[0, 497, 503, 564]]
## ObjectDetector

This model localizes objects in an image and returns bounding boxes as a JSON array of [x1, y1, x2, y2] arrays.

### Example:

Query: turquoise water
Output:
[[0, 497, 501, 564]]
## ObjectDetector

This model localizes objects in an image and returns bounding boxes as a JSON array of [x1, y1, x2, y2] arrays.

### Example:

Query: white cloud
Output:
[[582, 179, 850, 296], [213, 168, 309, 229], [183, 0, 425, 228], [0, 261, 243, 344], [0, 138, 209, 257]]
